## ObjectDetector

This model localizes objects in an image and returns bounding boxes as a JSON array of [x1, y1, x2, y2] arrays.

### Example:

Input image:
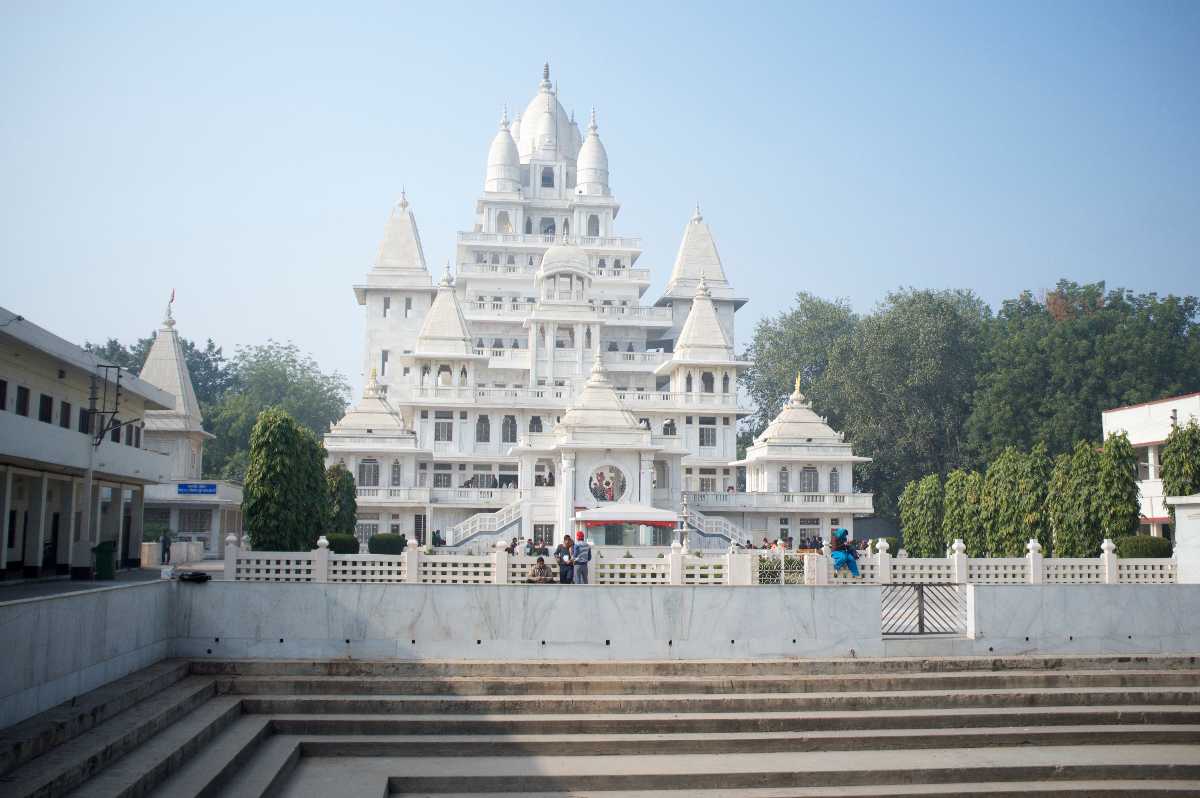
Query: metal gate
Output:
[[881, 583, 966, 635]]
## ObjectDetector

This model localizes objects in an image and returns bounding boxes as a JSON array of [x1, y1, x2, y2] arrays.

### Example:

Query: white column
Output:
[[546, 324, 556, 386], [1101, 538, 1119, 585], [0, 469, 10, 573], [223, 534, 239, 580], [209, 502, 221, 557], [876, 538, 893, 584], [528, 324, 538, 387], [559, 453, 576, 540], [950, 538, 967, 584], [128, 487, 144, 567], [64, 478, 78, 572], [493, 545, 509, 585], [23, 474, 48, 576], [574, 322, 584, 376], [1026, 538, 1044, 584], [638, 453, 653, 504], [313, 536, 330, 583], [404, 538, 422, 583], [1168, 494, 1200, 583], [668, 540, 683, 585]]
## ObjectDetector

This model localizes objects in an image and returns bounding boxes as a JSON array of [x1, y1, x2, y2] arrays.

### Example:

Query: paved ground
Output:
[[0, 560, 216, 603]]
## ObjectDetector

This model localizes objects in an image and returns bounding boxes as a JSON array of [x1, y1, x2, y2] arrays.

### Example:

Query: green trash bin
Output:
[[92, 541, 116, 580]]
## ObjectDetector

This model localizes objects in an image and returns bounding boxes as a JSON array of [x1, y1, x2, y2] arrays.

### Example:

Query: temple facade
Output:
[[326, 66, 872, 549]]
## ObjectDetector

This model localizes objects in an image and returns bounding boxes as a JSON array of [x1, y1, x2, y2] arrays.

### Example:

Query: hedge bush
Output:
[[325, 533, 359, 554], [1113, 535, 1173, 559], [368, 534, 407, 555]]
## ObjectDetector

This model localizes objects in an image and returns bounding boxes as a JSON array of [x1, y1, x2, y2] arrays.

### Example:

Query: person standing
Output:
[[554, 534, 574, 584], [572, 531, 592, 584], [160, 530, 172, 565]]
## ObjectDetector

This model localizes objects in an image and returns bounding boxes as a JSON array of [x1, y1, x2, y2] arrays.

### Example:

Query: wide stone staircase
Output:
[[3, 655, 1200, 796]]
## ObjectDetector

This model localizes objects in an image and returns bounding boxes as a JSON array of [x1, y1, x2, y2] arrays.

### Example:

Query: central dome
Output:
[[518, 64, 581, 162], [540, 241, 589, 274]]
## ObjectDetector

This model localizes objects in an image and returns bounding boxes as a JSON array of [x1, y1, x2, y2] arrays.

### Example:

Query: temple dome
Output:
[[518, 64, 579, 162], [576, 108, 609, 196], [485, 109, 521, 193], [539, 240, 590, 274]]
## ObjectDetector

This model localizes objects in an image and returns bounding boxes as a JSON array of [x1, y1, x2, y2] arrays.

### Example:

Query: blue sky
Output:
[[2, 1, 1197, 394]]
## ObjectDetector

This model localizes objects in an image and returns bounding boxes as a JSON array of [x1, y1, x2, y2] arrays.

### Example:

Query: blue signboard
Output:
[[177, 483, 218, 495]]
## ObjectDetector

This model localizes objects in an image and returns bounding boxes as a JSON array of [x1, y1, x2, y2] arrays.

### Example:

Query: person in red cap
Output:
[[571, 530, 592, 584]]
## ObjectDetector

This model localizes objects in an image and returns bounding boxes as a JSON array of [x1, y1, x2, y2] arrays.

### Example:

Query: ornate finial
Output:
[[164, 288, 176, 328], [364, 368, 380, 397], [691, 203, 703, 223], [794, 371, 803, 396], [570, 108, 575, 123], [440, 260, 453, 286], [398, 188, 408, 210], [696, 275, 711, 298], [500, 105, 509, 129], [588, 106, 598, 133], [540, 62, 552, 90]]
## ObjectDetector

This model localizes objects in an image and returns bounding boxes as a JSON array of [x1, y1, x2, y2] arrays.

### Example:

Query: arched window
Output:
[[701, 372, 715, 393], [541, 167, 554, 188], [562, 219, 569, 236], [721, 373, 731, 393], [492, 338, 504, 348], [490, 252, 500, 265], [506, 254, 515, 265], [587, 214, 600, 236], [584, 328, 592, 349], [437, 365, 452, 386], [476, 338, 485, 349], [627, 342, 635, 352], [390, 460, 402, 487], [496, 211, 512, 233], [459, 366, 468, 383], [663, 419, 677, 436], [358, 458, 380, 487], [529, 416, 543, 433], [685, 373, 694, 392], [829, 468, 840, 493], [540, 217, 555, 236], [779, 467, 790, 493], [502, 415, 518, 443], [801, 467, 819, 493], [475, 415, 490, 443], [607, 341, 618, 352], [598, 258, 606, 268], [524, 217, 533, 234], [613, 258, 623, 269]]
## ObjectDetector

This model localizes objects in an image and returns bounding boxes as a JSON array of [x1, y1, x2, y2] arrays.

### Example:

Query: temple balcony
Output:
[[683, 491, 875, 513], [458, 231, 642, 249]]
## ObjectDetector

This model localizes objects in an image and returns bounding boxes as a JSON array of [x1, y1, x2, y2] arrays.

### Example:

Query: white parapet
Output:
[[1167, 493, 1200, 584]]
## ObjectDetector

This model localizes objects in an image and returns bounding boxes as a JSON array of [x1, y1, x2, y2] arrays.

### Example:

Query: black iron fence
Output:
[[881, 583, 966, 635]]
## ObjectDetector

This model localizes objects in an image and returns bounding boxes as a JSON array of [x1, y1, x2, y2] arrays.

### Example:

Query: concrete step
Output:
[[141, 715, 272, 798], [208, 735, 299, 798], [66, 696, 243, 798], [2, 676, 216, 798], [383, 784, 1200, 797], [239, 685, 1200, 716], [0, 659, 190, 778], [219, 669, 1200, 697], [189, 654, 1200, 679], [283, 724, 1200, 756], [268, 705, 1200, 735], [373, 745, 1200, 793]]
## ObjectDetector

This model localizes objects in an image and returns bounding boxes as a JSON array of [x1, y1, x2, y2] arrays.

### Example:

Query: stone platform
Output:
[[3, 654, 1200, 796]]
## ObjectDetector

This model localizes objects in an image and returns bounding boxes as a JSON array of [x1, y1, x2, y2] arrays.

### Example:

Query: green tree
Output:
[[967, 282, 1200, 462], [739, 293, 857, 434], [897, 481, 918, 553], [243, 408, 327, 551], [325, 463, 358, 537], [1098, 432, 1140, 541], [204, 341, 349, 481], [943, 469, 985, 556], [981, 447, 1024, 556], [85, 334, 231, 406], [903, 474, 944, 557], [819, 288, 991, 522], [1161, 419, 1200, 524], [1056, 440, 1104, 557], [1017, 442, 1052, 554], [1044, 453, 1073, 557]]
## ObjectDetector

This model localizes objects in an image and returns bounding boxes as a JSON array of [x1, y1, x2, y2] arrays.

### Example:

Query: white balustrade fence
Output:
[[223, 535, 1177, 587]]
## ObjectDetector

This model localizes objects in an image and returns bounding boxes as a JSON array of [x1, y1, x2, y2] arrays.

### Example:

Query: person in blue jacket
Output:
[[830, 527, 859, 577]]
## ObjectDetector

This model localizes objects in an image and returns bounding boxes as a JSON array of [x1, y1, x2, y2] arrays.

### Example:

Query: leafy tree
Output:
[[1044, 453, 1072, 557], [943, 468, 985, 555], [1017, 443, 1052, 554], [1057, 440, 1104, 557], [243, 408, 328, 551], [204, 341, 349, 481], [901, 474, 944, 557], [1162, 419, 1200, 524], [967, 282, 1200, 462], [819, 288, 991, 522], [739, 293, 857, 434], [84, 337, 154, 373], [84, 334, 232, 406], [897, 481, 919, 553], [1098, 432, 1140, 541], [981, 447, 1024, 556], [325, 463, 357, 537]]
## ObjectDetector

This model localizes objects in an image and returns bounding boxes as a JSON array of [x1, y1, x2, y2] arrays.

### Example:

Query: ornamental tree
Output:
[[243, 407, 329, 551], [943, 469, 985, 556], [326, 463, 358, 537], [1162, 419, 1200, 524], [1098, 432, 1140, 541], [981, 447, 1024, 556], [1057, 439, 1104, 557], [1044, 453, 1072, 557], [1017, 442, 1052, 554], [900, 474, 943, 557]]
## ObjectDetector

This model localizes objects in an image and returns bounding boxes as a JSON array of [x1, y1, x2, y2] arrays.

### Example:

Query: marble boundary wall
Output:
[[0, 581, 173, 729]]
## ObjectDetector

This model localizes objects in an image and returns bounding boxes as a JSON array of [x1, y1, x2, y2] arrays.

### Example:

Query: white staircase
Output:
[[445, 498, 523, 547], [688, 508, 745, 549]]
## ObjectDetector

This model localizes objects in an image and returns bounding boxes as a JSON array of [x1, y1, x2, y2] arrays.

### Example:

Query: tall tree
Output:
[[981, 447, 1024, 556], [243, 408, 327, 551], [1161, 419, 1200, 524], [326, 463, 358, 537], [820, 288, 991, 521], [1098, 432, 1140, 540], [1044, 453, 1073, 557], [1057, 440, 1104, 557], [902, 474, 944, 557], [943, 469, 985, 556], [1017, 443, 1053, 554], [738, 292, 856, 434]]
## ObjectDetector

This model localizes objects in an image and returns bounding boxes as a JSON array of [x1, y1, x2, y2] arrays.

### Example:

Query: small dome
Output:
[[485, 108, 520, 192], [576, 108, 609, 196], [540, 240, 590, 274]]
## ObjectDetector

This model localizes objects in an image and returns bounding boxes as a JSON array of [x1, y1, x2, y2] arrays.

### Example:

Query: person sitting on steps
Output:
[[526, 556, 555, 583], [830, 527, 860, 577]]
